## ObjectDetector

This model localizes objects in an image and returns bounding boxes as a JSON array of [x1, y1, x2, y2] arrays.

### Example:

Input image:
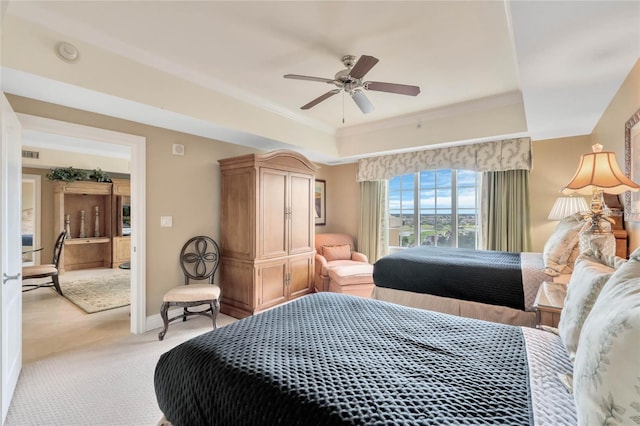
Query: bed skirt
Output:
[[372, 286, 538, 327]]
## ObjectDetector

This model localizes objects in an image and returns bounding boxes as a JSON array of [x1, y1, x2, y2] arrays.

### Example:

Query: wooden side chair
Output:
[[22, 231, 66, 295], [158, 236, 221, 341]]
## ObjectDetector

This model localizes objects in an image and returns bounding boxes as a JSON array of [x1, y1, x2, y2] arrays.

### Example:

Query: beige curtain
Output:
[[358, 180, 388, 263], [481, 170, 532, 252]]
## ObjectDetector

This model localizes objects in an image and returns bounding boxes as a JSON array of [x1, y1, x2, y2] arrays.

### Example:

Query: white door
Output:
[[1, 93, 22, 423]]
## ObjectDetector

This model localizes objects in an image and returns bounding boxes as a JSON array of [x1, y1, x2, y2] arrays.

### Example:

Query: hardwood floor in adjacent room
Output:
[[22, 268, 130, 363]]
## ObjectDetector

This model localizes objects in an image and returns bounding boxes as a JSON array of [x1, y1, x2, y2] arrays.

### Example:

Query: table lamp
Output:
[[561, 144, 640, 255], [547, 196, 589, 221]]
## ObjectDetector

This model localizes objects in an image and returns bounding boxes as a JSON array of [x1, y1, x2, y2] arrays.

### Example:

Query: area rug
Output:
[[60, 270, 130, 314]]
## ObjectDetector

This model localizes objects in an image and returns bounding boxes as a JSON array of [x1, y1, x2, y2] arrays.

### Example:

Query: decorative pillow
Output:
[[572, 247, 640, 425], [543, 213, 587, 276], [557, 250, 622, 362], [565, 244, 582, 274], [322, 244, 352, 261]]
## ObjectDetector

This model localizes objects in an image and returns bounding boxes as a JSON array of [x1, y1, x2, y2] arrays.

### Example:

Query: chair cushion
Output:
[[315, 233, 355, 253], [328, 264, 374, 286], [22, 264, 57, 277], [322, 244, 352, 261], [321, 259, 366, 277], [163, 284, 221, 303]]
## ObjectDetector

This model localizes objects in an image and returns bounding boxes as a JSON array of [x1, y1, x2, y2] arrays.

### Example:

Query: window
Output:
[[388, 169, 480, 249]]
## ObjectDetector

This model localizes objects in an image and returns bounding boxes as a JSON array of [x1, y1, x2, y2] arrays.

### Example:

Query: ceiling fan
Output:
[[284, 54, 420, 114]]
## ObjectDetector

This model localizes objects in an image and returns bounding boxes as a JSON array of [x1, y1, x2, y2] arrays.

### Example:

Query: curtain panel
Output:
[[481, 169, 533, 252], [356, 137, 532, 182], [358, 180, 389, 263]]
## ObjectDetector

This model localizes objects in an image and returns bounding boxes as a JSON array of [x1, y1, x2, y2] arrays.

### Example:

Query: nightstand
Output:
[[534, 282, 567, 328]]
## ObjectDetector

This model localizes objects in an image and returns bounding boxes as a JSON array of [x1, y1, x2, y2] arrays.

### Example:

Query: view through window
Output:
[[388, 169, 480, 249]]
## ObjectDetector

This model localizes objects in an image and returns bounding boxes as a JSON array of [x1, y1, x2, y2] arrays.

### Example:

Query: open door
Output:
[[1, 93, 23, 423]]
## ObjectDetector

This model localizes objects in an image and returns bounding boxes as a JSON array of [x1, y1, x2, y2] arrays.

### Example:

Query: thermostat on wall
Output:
[[172, 144, 185, 156]]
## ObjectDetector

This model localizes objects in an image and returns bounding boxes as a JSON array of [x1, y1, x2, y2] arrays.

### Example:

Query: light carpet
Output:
[[61, 269, 130, 313], [6, 314, 238, 426]]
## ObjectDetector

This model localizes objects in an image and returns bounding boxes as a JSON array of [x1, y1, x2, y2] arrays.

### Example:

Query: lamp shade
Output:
[[562, 144, 640, 195], [547, 196, 589, 220]]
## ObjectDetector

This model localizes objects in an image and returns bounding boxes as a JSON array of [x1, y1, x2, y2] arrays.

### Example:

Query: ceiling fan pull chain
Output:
[[342, 91, 345, 124]]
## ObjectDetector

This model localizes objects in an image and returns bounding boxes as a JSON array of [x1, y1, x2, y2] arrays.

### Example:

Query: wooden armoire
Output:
[[218, 150, 319, 318]]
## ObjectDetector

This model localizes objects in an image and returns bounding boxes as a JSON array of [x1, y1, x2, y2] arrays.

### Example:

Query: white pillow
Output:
[[543, 213, 587, 276], [572, 247, 640, 425], [557, 250, 622, 362]]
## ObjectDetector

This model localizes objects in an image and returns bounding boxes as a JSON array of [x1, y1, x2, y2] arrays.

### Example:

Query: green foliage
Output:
[[45, 167, 89, 182], [89, 168, 112, 183], [46, 167, 112, 183]]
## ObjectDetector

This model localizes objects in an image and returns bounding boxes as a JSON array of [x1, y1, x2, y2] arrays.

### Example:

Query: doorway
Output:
[[21, 174, 41, 267], [18, 113, 147, 338]]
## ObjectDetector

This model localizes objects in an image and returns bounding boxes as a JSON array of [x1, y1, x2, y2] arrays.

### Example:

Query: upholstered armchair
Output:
[[314, 233, 368, 292]]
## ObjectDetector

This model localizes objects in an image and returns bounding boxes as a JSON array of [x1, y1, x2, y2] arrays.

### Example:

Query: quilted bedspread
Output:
[[155, 293, 534, 425], [373, 246, 526, 310]]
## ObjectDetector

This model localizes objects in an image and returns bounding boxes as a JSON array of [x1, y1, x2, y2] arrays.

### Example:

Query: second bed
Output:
[[372, 246, 557, 327]]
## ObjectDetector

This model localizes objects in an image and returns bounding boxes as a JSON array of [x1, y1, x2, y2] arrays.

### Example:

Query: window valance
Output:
[[356, 137, 532, 182]]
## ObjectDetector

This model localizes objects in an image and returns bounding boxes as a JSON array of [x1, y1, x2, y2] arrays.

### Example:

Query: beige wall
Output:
[[10, 95, 257, 316], [591, 58, 640, 253], [529, 135, 592, 252], [315, 163, 361, 248]]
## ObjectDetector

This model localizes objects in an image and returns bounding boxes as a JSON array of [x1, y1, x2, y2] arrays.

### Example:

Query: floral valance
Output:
[[356, 137, 532, 182]]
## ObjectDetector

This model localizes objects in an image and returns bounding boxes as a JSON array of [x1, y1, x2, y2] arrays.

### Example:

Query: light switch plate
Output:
[[160, 216, 173, 227]]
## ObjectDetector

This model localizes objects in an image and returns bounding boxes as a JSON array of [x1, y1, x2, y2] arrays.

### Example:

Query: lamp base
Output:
[[579, 231, 616, 257]]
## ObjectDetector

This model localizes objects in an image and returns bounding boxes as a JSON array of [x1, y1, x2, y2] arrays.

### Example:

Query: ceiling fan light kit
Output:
[[351, 90, 374, 114], [284, 54, 420, 115]]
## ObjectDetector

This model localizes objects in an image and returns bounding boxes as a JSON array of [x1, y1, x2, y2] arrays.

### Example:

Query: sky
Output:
[[389, 169, 479, 215]]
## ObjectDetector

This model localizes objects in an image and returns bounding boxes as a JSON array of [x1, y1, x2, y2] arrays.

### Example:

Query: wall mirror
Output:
[[625, 108, 640, 222]]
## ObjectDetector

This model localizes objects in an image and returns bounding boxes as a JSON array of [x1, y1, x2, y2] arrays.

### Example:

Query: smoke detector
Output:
[[56, 42, 79, 63]]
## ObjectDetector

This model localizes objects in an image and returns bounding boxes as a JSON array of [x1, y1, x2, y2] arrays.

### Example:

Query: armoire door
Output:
[[288, 253, 314, 299], [259, 168, 287, 259], [288, 172, 314, 255], [257, 259, 287, 309]]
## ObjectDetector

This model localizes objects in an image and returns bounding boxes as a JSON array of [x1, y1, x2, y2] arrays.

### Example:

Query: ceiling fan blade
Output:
[[351, 90, 374, 114], [348, 55, 379, 79], [301, 89, 341, 110], [284, 74, 335, 84], [365, 81, 420, 96]]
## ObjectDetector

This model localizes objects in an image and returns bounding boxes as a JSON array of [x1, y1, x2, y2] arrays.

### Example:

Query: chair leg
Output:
[[52, 275, 63, 296], [211, 299, 219, 330], [158, 302, 170, 341]]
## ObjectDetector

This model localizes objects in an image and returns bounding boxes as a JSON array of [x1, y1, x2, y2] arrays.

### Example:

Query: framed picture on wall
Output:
[[315, 179, 326, 226], [625, 108, 640, 222]]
